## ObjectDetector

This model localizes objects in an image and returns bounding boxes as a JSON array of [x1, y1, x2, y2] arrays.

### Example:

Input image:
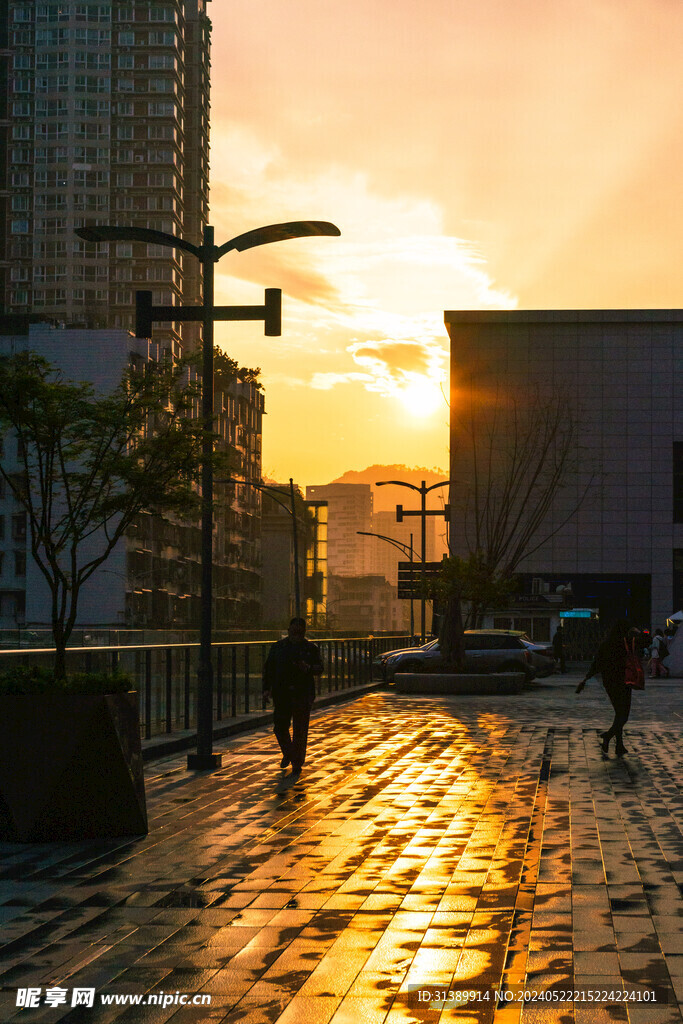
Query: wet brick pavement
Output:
[[0, 672, 681, 1023]]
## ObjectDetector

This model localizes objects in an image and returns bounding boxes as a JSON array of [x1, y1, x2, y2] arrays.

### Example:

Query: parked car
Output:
[[375, 639, 442, 680], [517, 637, 556, 677], [378, 631, 536, 682], [473, 629, 556, 677]]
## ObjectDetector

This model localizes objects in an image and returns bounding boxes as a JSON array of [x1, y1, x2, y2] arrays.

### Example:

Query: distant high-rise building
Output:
[[0, 0, 211, 356], [261, 488, 327, 628], [326, 574, 407, 634], [306, 483, 372, 577]]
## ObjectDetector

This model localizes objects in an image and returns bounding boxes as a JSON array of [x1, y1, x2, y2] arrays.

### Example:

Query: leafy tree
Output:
[[0, 351, 223, 679], [197, 343, 263, 392], [434, 553, 518, 627]]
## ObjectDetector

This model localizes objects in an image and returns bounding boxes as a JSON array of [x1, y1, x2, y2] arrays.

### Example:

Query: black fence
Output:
[[0, 635, 413, 741]]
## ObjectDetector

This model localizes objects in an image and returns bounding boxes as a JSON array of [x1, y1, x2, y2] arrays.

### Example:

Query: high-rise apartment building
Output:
[[0, 0, 211, 355]]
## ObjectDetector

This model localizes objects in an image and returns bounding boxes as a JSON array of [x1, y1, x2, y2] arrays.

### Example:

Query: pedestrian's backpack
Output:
[[623, 639, 645, 689], [658, 637, 669, 659]]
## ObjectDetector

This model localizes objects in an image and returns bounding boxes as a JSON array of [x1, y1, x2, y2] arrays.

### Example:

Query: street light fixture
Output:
[[357, 530, 418, 637], [375, 479, 450, 643], [76, 220, 340, 769]]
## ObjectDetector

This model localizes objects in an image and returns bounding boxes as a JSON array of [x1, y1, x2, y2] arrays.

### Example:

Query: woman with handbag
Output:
[[575, 620, 641, 757]]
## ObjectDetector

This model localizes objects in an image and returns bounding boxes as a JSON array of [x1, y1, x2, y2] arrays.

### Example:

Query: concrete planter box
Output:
[[0, 691, 148, 842], [394, 672, 526, 694]]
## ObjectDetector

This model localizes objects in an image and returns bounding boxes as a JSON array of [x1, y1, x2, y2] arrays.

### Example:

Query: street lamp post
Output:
[[76, 220, 339, 770], [357, 529, 418, 637], [375, 480, 450, 643]]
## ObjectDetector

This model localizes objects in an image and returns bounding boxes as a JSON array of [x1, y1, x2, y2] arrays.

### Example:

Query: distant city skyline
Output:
[[207, 0, 682, 483]]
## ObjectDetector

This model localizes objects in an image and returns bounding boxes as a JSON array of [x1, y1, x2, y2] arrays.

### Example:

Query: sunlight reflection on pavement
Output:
[[0, 674, 681, 1022]]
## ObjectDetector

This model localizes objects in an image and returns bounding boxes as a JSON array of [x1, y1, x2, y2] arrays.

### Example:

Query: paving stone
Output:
[[0, 674, 681, 1022]]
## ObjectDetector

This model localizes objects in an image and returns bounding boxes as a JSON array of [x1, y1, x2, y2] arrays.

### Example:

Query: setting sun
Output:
[[207, 0, 682, 484], [397, 377, 444, 418]]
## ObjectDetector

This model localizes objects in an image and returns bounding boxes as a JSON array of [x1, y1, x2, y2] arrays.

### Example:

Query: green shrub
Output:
[[0, 665, 134, 695]]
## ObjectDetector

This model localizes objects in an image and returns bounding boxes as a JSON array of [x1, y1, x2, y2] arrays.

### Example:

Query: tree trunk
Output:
[[53, 639, 67, 681], [52, 606, 71, 681], [439, 588, 465, 672]]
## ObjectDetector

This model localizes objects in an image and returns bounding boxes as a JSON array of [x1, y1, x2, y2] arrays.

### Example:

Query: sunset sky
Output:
[[206, 0, 682, 486]]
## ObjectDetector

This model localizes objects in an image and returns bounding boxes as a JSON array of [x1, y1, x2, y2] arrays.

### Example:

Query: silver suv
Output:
[[379, 631, 535, 682]]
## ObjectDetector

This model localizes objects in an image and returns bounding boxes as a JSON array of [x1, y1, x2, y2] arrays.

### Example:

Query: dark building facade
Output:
[[445, 309, 683, 632]]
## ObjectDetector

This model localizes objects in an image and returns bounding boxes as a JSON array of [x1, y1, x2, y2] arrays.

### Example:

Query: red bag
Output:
[[624, 638, 644, 689]]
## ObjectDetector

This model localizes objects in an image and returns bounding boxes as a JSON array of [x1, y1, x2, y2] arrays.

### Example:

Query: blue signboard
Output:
[[560, 609, 595, 619]]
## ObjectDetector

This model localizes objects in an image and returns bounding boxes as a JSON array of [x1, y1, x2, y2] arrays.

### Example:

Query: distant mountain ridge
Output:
[[329, 464, 449, 513]]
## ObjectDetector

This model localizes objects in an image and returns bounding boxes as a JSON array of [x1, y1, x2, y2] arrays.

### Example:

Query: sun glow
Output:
[[397, 377, 443, 418]]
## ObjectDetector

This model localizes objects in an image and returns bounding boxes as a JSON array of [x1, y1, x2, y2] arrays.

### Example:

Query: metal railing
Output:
[[0, 635, 413, 741]]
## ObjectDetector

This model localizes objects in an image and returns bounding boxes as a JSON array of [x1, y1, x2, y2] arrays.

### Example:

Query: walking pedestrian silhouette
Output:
[[575, 619, 642, 757]]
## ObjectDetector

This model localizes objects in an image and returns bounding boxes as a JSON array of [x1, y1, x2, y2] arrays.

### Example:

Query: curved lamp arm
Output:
[[357, 530, 417, 560], [216, 221, 340, 258]]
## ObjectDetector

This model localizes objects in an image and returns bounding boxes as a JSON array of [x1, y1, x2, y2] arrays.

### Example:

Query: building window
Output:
[[150, 7, 177, 21], [674, 550, 683, 616], [36, 28, 70, 46], [674, 443, 683, 523], [148, 102, 175, 117], [149, 55, 175, 70], [15, 552, 26, 577], [75, 52, 110, 70], [75, 75, 110, 94], [36, 51, 70, 70], [12, 515, 27, 542], [148, 124, 175, 140], [150, 78, 174, 92], [148, 31, 176, 45]]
